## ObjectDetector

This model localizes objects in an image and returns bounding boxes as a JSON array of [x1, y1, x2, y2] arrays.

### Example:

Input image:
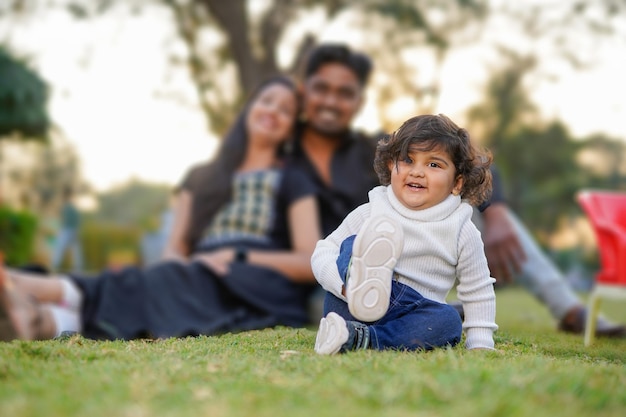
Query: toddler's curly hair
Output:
[[373, 114, 492, 207]]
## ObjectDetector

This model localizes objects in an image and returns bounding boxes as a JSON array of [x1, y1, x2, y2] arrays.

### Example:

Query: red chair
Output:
[[577, 190, 626, 346]]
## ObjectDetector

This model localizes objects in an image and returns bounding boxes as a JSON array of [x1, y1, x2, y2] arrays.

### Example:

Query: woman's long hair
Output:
[[184, 75, 298, 249]]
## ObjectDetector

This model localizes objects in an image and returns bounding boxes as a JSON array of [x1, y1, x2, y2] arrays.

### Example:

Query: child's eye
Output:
[[403, 157, 413, 164]]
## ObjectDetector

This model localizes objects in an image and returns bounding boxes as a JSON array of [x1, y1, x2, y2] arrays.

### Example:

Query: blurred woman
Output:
[[0, 75, 321, 341]]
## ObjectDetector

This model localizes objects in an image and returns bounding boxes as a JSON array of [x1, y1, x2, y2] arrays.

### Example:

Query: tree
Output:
[[165, 0, 626, 135], [164, 0, 489, 134], [0, 46, 53, 206], [0, 47, 49, 139], [577, 134, 626, 191], [500, 122, 587, 233], [0, 129, 83, 212], [465, 50, 588, 238], [5, 0, 623, 140], [91, 179, 171, 230]]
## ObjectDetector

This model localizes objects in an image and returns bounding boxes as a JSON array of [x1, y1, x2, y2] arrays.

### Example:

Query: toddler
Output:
[[312, 114, 498, 354]]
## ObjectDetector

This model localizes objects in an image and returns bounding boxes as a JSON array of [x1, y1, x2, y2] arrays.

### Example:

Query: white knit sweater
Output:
[[311, 185, 498, 350]]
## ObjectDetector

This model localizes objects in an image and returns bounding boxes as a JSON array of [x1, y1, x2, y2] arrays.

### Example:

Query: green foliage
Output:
[[80, 220, 141, 271], [497, 121, 588, 233], [370, 0, 487, 49], [54, 179, 172, 271], [0, 47, 49, 139], [92, 179, 171, 231], [164, 0, 490, 135], [1, 288, 625, 417], [0, 205, 37, 266], [466, 48, 626, 240], [578, 133, 626, 191]]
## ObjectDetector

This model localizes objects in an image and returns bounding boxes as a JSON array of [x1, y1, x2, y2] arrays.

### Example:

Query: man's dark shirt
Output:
[[477, 166, 505, 212], [288, 129, 380, 237], [287, 125, 504, 228]]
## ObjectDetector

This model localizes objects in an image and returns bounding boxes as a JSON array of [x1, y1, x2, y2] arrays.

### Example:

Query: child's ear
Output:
[[452, 176, 464, 196]]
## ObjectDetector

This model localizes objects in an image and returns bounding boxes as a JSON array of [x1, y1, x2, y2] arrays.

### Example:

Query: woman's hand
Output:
[[160, 249, 188, 263], [191, 249, 236, 277]]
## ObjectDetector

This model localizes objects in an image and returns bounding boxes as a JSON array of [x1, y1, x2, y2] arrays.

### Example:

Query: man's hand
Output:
[[191, 249, 236, 277], [481, 203, 526, 283]]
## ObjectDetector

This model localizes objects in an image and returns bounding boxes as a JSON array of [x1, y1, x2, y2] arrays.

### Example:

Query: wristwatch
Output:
[[235, 246, 248, 263]]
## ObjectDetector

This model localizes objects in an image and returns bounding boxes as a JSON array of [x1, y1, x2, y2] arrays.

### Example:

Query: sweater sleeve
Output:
[[311, 204, 371, 300], [455, 220, 498, 350]]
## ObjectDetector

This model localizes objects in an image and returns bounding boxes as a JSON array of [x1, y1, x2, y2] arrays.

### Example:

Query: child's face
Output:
[[388, 146, 463, 211]]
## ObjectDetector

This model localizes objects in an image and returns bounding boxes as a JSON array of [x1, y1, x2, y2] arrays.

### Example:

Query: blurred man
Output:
[[289, 43, 379, 237]]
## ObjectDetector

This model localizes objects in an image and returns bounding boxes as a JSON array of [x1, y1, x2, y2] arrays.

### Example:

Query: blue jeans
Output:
[[326, 235, 463, 351]]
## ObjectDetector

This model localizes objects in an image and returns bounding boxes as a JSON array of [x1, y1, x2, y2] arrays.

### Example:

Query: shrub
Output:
[[0, 205, 38, 265], [80, 221, 142, 272]]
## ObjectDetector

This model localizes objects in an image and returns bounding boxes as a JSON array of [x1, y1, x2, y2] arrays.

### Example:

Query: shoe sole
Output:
[[314, 312, 349, 355], [347, 215, 404, 322]]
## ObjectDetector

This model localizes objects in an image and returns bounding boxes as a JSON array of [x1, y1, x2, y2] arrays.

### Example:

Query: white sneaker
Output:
[[347, 215, 404, 322], [314, 312, 349, 355]]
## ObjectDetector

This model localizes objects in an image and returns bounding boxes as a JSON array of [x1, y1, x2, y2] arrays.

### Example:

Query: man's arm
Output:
[[480, 166, 526, 283], [481, 202, 526, 283]]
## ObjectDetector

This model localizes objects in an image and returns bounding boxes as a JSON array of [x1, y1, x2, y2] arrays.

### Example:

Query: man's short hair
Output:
[[304, 44, 373, 86]]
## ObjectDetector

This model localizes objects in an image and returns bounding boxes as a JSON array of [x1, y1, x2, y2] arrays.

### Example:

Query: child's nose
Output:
[[410, 165, 424, 177]]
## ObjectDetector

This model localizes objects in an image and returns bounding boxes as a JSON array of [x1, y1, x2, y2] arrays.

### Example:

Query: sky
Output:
[[3, 1, 626, 192], [2, 3, 216, 191]]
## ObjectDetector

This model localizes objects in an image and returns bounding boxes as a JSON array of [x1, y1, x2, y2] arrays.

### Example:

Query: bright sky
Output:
[[3, 4, 216, 191], [3, 2, 625, 192]]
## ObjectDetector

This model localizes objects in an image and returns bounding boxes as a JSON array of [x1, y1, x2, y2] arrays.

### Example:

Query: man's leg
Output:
[[503, 210, 580, 320], [473, 207, 625, 337], [472, 207, 579, 320]]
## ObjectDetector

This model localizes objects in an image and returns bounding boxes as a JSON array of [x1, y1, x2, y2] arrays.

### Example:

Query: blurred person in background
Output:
[[50, 187, 82, 273], [163, 43, 380, 323], [165, 41, 624, 338], [286, 43, 382, 321], [287, 43, 380, 239], [297, 43, 626, 338], [163, 43, 379, 259], [0, 75, 321, 342]]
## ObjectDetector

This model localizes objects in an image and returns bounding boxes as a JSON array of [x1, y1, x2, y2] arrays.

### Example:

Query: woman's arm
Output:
[[191, 196, 321, 283], [249, 195, 321, 282], [161, 190, 192, 261]]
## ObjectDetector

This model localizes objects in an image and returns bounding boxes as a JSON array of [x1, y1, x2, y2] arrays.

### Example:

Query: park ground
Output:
[[1, 285, 625, 417]]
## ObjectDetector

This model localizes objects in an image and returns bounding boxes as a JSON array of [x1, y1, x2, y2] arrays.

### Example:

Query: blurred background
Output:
[[0, 0, 624, 278]]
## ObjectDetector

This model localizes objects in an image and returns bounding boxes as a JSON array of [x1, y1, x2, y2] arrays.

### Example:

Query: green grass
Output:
[[2, 287, 625, 417]]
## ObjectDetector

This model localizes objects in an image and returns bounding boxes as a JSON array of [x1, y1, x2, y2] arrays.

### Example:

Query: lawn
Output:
[[1, 286, 625, 417]]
